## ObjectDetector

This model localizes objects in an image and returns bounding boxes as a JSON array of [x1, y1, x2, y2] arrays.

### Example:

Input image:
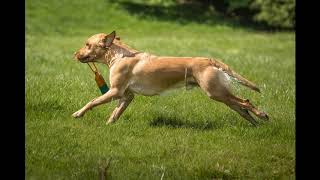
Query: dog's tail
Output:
[[210, 59, 261, 93]]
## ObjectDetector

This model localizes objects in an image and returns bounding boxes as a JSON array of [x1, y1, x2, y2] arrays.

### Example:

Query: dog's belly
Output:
[[127, 77, 197, 96], [127, 81, 162, 96], [127, 79, 179, 96]]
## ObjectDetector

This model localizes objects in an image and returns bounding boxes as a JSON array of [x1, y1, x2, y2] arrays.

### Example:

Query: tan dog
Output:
[[72, 31, 268, 126]]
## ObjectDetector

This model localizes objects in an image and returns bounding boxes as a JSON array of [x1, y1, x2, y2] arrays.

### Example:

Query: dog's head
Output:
[[74, 31, 117, 63]]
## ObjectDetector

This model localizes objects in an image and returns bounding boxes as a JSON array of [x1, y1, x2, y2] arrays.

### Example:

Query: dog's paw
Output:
[[106, 118, 115, 125], [72, 110, 85, 118], [259, 111, 269, 121]]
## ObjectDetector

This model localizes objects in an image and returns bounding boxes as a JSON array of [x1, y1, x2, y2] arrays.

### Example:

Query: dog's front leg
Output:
[[72, 88, 122, 118], [107, 91, 134, 124]]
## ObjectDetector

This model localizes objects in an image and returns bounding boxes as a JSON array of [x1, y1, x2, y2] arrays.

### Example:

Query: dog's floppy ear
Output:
[[99, 31, 116, 48]]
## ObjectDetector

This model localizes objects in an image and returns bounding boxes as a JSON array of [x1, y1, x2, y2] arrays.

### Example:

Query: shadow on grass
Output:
[[116, 1, 273, 31], [149, 116, 224, 131]]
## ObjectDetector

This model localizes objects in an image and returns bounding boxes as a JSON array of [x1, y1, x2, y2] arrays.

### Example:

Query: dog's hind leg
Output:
[[208, 91, 268, 125], [226, 103, 258, 126], [107, 91, 134, 124], [207, 92, 259, 126], [196, 67, 267, 125], [212, 92, 269, 124], [226, 94, 269, 121]]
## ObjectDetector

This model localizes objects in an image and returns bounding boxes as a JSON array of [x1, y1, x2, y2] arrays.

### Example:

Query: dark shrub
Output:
[[250, 0, 295, 29]]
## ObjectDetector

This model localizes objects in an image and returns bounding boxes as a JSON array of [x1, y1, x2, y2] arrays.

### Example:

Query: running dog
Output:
[[72, 31, 269, 125]]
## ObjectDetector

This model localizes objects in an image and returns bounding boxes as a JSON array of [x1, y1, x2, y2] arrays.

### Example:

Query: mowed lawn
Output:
[[26, 0, 295, 179]]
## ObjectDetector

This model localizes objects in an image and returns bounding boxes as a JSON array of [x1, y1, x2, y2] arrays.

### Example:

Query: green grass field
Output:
[[26, 0, 295, 179]]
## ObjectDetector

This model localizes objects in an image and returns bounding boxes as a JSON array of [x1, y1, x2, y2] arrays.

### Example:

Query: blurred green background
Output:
[[26, 0, 295, 179]]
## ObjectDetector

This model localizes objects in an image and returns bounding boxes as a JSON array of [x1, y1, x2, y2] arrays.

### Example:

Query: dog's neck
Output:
[[102, 40, 140, 68]]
